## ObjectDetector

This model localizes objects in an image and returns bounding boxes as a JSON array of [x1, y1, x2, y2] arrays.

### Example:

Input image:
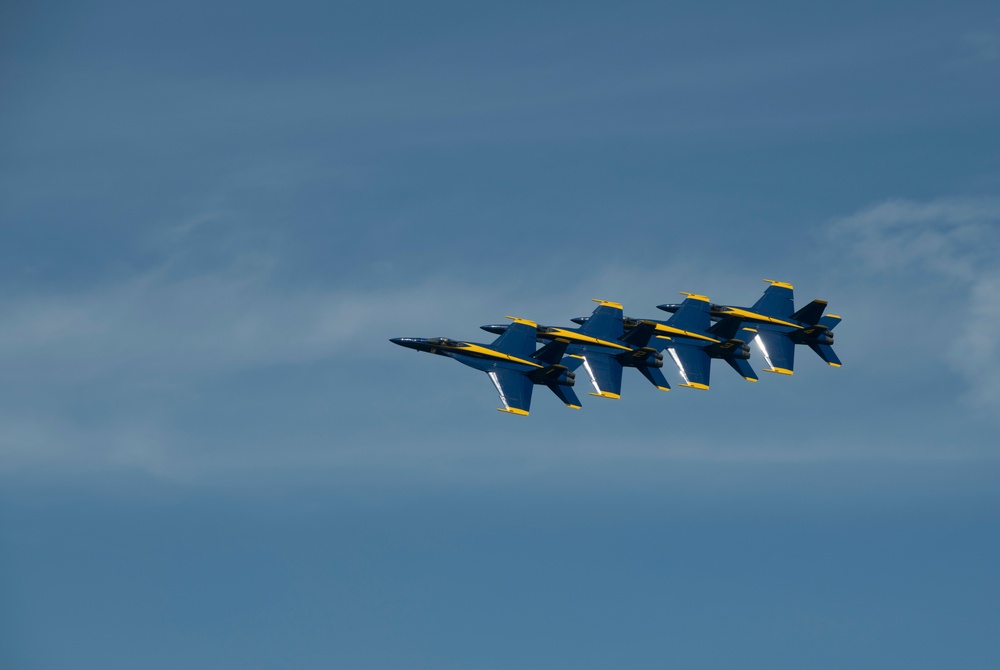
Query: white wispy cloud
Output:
[[830, 196, 1000, 408]]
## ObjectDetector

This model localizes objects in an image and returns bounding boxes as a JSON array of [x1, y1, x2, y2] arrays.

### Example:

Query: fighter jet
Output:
[[657, 279, 842, 375], [390, 317, 580, 416], [570, 294, 758, 389], [481, 299, 670, 400]]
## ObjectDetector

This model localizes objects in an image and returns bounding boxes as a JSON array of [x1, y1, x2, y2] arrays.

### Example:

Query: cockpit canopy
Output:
[[427, 337, 464, 347]]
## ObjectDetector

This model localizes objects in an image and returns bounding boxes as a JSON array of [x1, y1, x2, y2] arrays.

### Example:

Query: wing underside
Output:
[[754, 329, 795, 374], [579, 353, 623, 398], [487, 369, 534, 415], [667, 345, 711, 389]]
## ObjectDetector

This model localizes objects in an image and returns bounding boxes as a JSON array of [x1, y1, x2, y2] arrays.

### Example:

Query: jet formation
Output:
[[390, 280, 841, 416]]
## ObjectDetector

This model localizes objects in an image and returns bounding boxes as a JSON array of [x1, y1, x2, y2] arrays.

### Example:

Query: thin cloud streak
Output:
[[830, 196, 1000, 409]]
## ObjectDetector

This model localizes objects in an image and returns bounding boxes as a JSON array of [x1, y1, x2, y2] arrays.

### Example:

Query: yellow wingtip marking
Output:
[[567, 404, 582, 409], [745, 377, 759, 382], [588, 391, 621, 399], [679, 382, 710, 390], [742, 327, 758, 333], [763, 279, 794, 289], [497, 407, 530, 416], [657, 386, 671, 392], [592, 298, 624, 309], [764, 367, 794, 375], [827, 314, 842, 319], [506, 316, 537, 328], [828, 362, 841, 367], [679, 292, 710, 302]]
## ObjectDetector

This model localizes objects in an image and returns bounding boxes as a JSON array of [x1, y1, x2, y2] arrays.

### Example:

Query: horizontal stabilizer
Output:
[[819, 314, 842, 331], [792, 299, 828, 325], [546, 383, 581, 409], [809, 343, 842, 367], [724, 355, 758, 381], [636, 363, 671, 391]]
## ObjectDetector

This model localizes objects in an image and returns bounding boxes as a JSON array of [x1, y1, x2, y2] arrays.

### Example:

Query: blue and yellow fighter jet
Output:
[[390, 317, 580, 416], [645, 292, 758, 389], [482, 299, 670, 400], [570, 294, 758, 390], [657, 279, 842, 375]]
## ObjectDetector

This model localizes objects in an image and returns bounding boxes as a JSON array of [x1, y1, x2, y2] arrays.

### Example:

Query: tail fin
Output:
[[546, 383, 581, 409], [707, 316, 744, 340], [620, 320, 658, 348], [792, 299, 827, 325], [809, 343, 842, 367], [579, 300, 624, 341], [751, 280, 795, 318], [490, 317, 538, 358], [533, 338, 570, 366]]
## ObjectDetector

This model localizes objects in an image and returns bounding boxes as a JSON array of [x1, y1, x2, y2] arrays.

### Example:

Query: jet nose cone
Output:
[[390, 337, 427, 350]]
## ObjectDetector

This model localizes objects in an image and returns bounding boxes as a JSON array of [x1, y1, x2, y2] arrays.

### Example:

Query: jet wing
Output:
[[578, 352, 623, 399], [754, 329, 795, 375], [490, 319, 537, 358], [751, 281, 795, 318], [666, 345, 712, 389], [487, 368, 534, 415]]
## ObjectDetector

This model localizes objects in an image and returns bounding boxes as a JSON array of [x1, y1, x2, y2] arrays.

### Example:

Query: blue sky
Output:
[[2, 1, 1000, 667]]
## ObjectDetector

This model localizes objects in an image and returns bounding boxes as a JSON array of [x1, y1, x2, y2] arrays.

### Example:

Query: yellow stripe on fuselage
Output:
[[651, 323, 719, 343], [717, 307, 801, 329], [544, 328, 631, 351], [447, 342, 543, 368]]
